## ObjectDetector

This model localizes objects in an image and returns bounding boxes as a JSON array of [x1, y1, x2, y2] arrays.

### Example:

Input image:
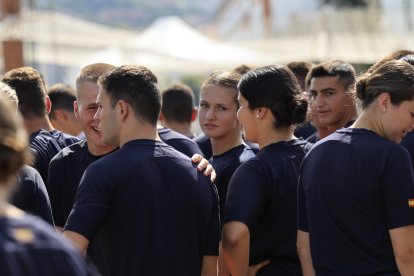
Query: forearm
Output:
[[221, 222, 250, 276], [297, 230, 315, 276]]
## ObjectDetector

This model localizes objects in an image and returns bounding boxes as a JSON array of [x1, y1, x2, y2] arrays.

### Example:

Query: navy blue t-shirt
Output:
[[29, 129, 80, 184], [401, 131, 414, 171], [294, 122, 316, 140], [0, 212, 98, 276], [10, 165, 54, 225], [193, 133, 213, 159], [157, 127, 204, 157], [224, 139, 311, 275], [298, 128, 414, 275], [65, 140, 220, 276], [211, 144, 255, 221], [48, 140, 116, 227]]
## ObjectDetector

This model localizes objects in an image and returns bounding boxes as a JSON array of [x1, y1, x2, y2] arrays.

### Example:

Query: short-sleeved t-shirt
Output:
[[157, 127, 204, 157], [65, 139, 220, 276], [193, 133, 213, 159], [298, 128, 414, 275], [211, 144, 255, 221], [48, 140, 116, 227], [29, 129, 80, 184], [10, 165, 54, 225], [0, 212, 98, 276], [224, 139, 311, 275], [401, 131, 414, 170]]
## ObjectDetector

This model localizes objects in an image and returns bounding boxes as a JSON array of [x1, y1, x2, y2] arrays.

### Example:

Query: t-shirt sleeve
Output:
[[64, 162, 113, 241], [203, 177, 220, 256], [297, 171, 309, 232], [383, 146, 414, 229], [48, 156, 65, 226], [223, 160, 267, 231], [31, 169, 54, 225]]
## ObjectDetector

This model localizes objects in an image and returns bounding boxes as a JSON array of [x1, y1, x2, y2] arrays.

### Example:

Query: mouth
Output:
[[92, 126, 101, 135], [203, 124, 217, 129]]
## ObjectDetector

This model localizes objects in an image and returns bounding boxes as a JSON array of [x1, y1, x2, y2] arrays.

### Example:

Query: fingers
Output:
[[248, 260, 270, 276], [191, 153, 203, 164]]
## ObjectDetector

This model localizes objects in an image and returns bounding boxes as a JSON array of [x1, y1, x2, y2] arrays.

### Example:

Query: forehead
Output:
[[310, 75, 344, 91], [77, 81, 99, 99], [200, 85, 236, 101]]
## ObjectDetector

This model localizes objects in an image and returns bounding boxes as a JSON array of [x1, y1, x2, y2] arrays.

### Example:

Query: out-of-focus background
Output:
[[0, 0, 413, 91]]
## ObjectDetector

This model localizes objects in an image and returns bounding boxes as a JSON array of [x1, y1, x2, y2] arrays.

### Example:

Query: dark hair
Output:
[[238, 65, 308, 128], [232, 64, 256, 75], [98, 65, 161, 126], [1, 67, 48, 119], [48, 83, 76, 119], [0, 93, 29, 183], [399, 54, 414, 67], [201, 71, 241, 105], [76, 63, 116, 95], [161, 83, 195, 124], [356, 60, 414, 109], [367, 49, 414, 73], [305, 60, 356, 91], [287, 61, 314, 91]]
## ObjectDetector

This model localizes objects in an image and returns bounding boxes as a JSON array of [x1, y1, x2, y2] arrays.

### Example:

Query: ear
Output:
[[74, 101, 79, 119], [116, 100, 129, 121], [45, 96, 52, 114], [159, 111, 164, 122], [191, 107, 197, 122], [377, 92, 391, 112], [256, 107, 268, 119]]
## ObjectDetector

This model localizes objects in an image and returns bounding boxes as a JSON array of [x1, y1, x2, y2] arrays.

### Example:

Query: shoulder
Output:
[[50, 140, 87, 162]]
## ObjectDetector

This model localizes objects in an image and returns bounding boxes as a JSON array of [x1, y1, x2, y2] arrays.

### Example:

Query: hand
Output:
[[248, 260, 270, 276], [191, 154, 216, 182]]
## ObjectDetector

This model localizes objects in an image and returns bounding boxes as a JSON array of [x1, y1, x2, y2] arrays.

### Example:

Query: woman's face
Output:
[[237, 94, 258, 143], [382, 99, 414, 143], [198, 85, 240, 140]]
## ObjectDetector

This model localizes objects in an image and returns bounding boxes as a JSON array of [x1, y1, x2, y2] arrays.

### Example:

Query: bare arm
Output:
[[297, 230, 315, 276], [63, 230, 90, 255], [221, 221, 250, 276], [201, 255, 218, 276], [389, 225, 414, 275]]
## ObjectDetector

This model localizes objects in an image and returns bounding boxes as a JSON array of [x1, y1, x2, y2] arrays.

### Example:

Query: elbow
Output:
[[395, 250, 414, 266], [221, 225, 248, 248]]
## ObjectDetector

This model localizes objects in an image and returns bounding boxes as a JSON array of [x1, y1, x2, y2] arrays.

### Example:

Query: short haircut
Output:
[[367, 49, 414, 73], [2, 67, 48, 119], [0, 81, 18, 104], [75, 63, 116, 97], [305, 60, 356, 91], [48, 83, 76, 119], [287, 61, 314, 91], [98, 65, 161, 126], [238, 65, 308, 128], [357, 60, 414, 108], [161, 83, 195, 124], [232, 64, 257, 75]]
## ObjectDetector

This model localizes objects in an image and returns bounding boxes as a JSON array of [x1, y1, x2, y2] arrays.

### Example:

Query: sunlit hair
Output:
[[356, 60, 414, 109], [0, 92, 30, 185], [200, 71, 241, 106]]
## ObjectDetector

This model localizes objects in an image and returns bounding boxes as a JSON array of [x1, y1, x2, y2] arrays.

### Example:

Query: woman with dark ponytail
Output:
[[220, 65, 312, 275], [298, 60, 414, 275]]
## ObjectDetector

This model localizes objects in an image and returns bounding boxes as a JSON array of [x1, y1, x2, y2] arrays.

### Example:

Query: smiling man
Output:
[[305, 60, 358, 140]]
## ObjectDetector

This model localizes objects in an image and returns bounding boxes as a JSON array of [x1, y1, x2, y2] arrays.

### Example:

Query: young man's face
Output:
[[95, 88, 119, 146], [308, 75, 354, 131]]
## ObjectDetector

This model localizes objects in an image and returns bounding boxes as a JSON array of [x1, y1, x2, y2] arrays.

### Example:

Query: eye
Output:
[[218, 106, 227, 111], [199, 103, 208, 108]]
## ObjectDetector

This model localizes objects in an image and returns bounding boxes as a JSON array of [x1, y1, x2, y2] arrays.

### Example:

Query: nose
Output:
[[314, 94, 325, 108], [94, 107, 102, 121], [204, 107, 216, 120]]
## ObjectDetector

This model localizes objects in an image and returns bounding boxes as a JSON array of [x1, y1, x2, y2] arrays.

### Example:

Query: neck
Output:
[[258, 126, 295, 150], [24, 116, 54, 135], [326, 107, 357, 134], [161, 121, 194, 138], [317, 126, 331, 140], [119, 122, 160, 148], [351, 108, 383, 136], [211, 131, 243, 156], [87, 143, 117, 157]]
